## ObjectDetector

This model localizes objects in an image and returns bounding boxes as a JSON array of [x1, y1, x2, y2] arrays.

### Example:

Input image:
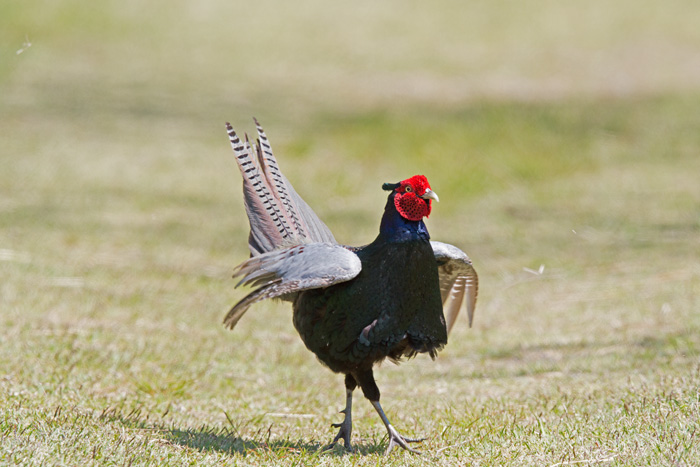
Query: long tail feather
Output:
[[226, 120, 337, 255], [254, 118, 308, 237], [226, 122, 295, 254], [252, 119, 336, 244]]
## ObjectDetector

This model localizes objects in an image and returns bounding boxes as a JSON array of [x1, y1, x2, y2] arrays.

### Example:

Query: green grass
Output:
[[2, 0, 700, 465]]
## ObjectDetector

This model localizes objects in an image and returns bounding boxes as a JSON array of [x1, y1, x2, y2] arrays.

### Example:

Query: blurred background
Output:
[[1, 0, 700, 463]]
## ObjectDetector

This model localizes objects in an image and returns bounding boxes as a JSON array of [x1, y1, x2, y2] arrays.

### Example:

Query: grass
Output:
[[2, 0, 700, 465]]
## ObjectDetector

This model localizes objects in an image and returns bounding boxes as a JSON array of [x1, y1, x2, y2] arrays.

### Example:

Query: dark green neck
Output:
[[378, 193, 430, 243]]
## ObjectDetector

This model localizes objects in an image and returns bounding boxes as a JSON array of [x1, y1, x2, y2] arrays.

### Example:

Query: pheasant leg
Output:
[[323, 387, 354, 452], [371, 400, 425, 455]]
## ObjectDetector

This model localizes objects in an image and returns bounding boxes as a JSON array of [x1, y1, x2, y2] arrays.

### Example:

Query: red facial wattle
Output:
[[393, 175, 433, 221]]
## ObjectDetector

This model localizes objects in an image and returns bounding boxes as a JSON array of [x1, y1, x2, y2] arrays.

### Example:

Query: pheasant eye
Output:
[[404, 186, 413, 193]]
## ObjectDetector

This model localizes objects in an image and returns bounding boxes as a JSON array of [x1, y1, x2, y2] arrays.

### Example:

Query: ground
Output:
[[1, 1, 699, 465]]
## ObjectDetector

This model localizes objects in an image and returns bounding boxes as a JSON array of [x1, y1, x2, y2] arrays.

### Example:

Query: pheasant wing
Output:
[[224, 242, 362, 329], [430, 241, 479, 334]]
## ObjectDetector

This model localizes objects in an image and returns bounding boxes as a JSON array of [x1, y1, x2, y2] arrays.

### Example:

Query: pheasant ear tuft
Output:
[[382, 182, 400, 191]]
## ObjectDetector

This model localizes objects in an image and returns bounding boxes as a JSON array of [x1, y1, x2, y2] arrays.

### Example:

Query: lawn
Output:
[[1, 1, 700, 465]]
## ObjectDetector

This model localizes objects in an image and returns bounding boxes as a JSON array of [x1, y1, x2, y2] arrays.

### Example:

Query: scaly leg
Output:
[[371, 400, 425, 455], [323, 374, 356, 452], [354, 368, 425, 455]]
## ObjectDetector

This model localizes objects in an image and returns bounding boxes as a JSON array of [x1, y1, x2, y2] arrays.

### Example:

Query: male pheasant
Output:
[[223, 120, 478, 454]]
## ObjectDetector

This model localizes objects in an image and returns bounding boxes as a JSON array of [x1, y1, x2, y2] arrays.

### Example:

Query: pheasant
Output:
[[223, 120, 478, 454]]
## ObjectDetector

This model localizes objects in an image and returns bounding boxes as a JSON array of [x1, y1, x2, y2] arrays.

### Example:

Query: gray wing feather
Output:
[[431, 241, 479, 334], [224, 242, 362, 329]]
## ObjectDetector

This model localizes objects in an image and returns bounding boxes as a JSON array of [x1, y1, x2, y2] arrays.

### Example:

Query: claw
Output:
[[384, 424, 424, 455], [323, 392, 353, 452], [323, 418, 353, 452], [371, 400, 424, 455], [323, 414, 353, 452]]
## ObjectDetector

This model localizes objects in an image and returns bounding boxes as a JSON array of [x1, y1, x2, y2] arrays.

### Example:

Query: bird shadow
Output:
[[165, 427, 321, 456], [102, 408, 388, 457], [161, 425, 388, 457]]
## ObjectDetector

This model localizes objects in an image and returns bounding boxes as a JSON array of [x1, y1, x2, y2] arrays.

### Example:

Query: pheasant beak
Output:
[[421, 189, 439, 203]]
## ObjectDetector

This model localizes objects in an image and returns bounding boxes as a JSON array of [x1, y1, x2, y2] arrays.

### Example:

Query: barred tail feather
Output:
[[253, 119, 336, 244], [226, 120, 336, 255], [254, 119, 308, 237], [226, 122, 294, 254]]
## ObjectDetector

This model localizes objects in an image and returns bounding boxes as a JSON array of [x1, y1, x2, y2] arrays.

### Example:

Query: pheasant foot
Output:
[[371, 400, 425, 455], [385, 423, 425, 454], [323, 390, 353, 452]]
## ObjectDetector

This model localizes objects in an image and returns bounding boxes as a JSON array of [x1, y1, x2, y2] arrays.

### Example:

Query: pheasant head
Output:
[[383, 175, 439, 221]]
